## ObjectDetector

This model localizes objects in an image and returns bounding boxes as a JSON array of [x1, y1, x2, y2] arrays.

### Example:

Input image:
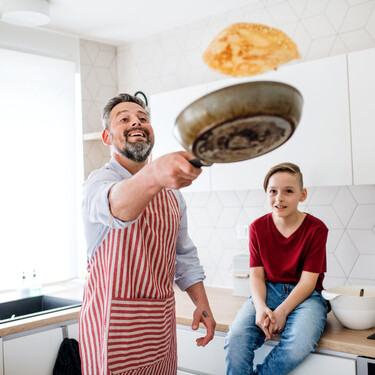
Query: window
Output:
[[0, 47, 84, 291]]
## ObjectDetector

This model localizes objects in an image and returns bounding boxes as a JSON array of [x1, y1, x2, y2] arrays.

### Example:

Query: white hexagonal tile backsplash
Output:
[[183, 186, 375, 288]]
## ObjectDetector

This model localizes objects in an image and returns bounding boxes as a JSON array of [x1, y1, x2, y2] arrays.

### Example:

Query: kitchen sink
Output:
[[0, 295, 82, 323]]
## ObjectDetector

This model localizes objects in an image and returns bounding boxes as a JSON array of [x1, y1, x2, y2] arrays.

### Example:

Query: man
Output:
[[79, 93, 216, 375]]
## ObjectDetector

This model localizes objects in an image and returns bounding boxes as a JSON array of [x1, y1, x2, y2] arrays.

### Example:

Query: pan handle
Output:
[[189, 158, 204, 168], [189, 158, 212, 168]]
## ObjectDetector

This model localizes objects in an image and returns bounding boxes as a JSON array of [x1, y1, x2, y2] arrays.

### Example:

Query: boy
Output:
[[225, 162, 329, 374]]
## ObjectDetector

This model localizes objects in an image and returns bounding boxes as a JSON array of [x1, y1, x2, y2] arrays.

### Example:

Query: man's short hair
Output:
[[102, 93, 147, 130]]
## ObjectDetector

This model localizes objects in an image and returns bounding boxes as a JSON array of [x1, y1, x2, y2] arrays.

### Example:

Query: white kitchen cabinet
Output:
[[348, 47, 375, 185], [0, 339, 3, 375], [290, 352, 356, 375], [254, 343, 356, 375], [209, 54, 352, 191], [66, 322, 79, 341], [150, 83, 206, 157], [2, 327, 63, 375], [177, 325, 356, 375], [150, 53, 352, 192], [177, 325, 226, 375], [150, 84, 211, 192], [1, 320, 79, 375]]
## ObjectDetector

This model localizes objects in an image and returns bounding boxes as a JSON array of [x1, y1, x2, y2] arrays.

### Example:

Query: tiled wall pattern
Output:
[[80, 39, 117, 179], [182, 185, 375, 289], [80, 0, 375, 289]]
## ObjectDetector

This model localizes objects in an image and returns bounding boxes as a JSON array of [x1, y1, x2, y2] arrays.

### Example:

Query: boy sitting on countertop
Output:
[[225, 162, 330, 375]]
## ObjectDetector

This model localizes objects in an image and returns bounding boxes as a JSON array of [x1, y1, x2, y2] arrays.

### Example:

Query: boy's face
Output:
[[266, 172, 307, 218]]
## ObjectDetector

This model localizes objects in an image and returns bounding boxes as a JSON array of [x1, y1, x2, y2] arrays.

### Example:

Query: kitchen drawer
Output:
[[2, 327, 63, 375], [177, 325, 226, 375], [66, 322, 79, 341]]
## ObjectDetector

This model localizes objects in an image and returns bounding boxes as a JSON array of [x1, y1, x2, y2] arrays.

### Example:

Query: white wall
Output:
[[82, 0, 375, 289], [116, 0, 375, 95]]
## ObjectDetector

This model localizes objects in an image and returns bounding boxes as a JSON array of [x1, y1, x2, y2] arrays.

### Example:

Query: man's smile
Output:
[[129, 131, 146, 138], [125, 128, 148, 139]]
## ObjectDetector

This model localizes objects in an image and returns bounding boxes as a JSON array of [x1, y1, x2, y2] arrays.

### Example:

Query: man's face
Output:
[[108, 101, 154, 162]]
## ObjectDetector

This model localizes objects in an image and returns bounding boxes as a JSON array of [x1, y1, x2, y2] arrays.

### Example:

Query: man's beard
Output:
[[112, 128, 153, 162], [120, 141, 153, 162]]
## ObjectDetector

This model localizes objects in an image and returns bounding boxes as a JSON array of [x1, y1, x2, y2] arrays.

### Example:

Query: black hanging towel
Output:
[[53, 338, 81, 375]]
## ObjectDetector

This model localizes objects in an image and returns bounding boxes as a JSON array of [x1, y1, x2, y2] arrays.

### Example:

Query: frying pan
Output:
[[173, 81, 303, 168]]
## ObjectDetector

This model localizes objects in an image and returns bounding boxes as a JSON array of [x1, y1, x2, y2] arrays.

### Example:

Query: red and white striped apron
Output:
[[79, 188, 181, 375]]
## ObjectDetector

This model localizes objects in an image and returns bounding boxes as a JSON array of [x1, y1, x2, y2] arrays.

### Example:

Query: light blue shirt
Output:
[[82, 158, 205, 291]]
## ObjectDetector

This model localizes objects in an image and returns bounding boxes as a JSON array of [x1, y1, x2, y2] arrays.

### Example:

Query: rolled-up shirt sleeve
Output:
[[82, 166, 138, 259], [173, 190, 205, 291]]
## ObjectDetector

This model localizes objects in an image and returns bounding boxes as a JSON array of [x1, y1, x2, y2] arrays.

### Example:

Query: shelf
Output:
[[83, 131, 102, 141]]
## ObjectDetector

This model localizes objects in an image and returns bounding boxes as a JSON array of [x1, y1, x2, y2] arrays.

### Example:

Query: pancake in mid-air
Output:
[[203, 22, 301, 77]]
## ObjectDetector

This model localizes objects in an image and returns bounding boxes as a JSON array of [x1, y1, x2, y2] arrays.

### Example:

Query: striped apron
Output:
[[79, 188, 181, 375]]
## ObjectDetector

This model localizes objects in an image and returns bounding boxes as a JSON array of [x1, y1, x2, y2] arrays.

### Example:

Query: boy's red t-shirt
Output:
[[249, 213, 328, 291]]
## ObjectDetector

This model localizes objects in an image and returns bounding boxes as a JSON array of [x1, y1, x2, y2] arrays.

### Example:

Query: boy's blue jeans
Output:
[[225, 282, 328, 375]]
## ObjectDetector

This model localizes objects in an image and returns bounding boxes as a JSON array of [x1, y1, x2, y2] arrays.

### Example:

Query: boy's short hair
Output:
[[263, 162, 304, 192]]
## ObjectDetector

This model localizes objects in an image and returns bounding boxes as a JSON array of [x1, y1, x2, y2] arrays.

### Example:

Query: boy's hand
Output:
[[255, 307, 276, 341], [266, 308, 288, 339], [262, 316, 276, 342]]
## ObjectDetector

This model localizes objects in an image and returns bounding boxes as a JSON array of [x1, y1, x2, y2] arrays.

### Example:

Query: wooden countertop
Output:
[[1, 284, 375, 358], [0, 307, 80, 337], [175, 286, 375, 358]]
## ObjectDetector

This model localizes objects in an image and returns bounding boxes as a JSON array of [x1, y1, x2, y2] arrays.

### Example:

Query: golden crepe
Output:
[[203, 23, 301, 77]]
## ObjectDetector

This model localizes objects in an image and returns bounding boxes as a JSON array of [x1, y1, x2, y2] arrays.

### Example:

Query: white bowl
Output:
[[322, 285, 375, 330]]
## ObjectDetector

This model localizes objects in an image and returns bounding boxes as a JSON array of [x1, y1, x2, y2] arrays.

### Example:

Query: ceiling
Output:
[[1, 0, 257, 46]]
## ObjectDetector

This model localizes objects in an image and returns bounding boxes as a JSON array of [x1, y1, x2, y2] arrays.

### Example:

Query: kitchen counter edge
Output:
[[1, 286, 374, 359]]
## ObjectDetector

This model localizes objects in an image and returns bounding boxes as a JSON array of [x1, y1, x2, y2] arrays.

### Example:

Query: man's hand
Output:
[[191, 308, 216, 347], [109, 151, 201, 222], [185, 282, 216, 347], [150, 151, 202, 190]]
